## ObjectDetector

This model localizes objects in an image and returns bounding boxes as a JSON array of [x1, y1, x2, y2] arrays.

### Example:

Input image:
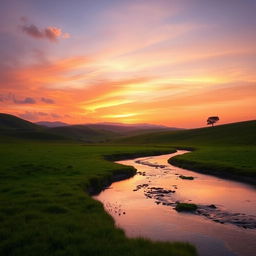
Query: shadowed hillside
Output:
[[0, 113, 39, 130], [0, 113, 68, 141]]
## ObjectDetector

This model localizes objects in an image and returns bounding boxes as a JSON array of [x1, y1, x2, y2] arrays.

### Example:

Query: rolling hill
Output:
[[0, 113, 119, 142], [117, 120, 256, 146], [0, 113, 68, 141], [0, 113, 39, 130]]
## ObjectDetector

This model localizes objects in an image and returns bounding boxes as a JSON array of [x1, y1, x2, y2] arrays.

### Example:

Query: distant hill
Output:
[[49, 125, 120, 142], [84, 123, 181, 135], [35, 121, 181, 133], [36, 121, 70, 127], [117, 120, 256, 146], [0, 113, 180, 142], [0, 114, 117, 142]]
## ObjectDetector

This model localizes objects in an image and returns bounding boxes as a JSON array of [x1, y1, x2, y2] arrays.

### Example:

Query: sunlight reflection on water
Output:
[[94, 150, 256, 256]]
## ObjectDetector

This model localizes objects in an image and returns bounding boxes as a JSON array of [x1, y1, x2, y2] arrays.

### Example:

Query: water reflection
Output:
[[94, 150, 256, 256]]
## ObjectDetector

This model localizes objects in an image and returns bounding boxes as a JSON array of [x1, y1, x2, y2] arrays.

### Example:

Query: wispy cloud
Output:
[[0, 93, 36, 104], [18, 111, 64, 121], [14, 96, 36, 104], [41, 97, 55, 104]]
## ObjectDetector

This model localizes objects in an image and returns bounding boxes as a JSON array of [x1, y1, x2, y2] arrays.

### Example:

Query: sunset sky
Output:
[[0, 0, 255, 128]]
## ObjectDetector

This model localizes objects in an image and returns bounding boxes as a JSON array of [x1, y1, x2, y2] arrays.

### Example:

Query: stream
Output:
[[94, 150, 256, 256]]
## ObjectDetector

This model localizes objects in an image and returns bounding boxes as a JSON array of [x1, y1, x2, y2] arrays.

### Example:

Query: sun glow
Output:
[[103, 113, 139, 119], [0, 0, 255, 127]]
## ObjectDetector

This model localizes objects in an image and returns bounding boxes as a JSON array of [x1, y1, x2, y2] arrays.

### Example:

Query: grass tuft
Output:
[[175, 203, 198, 212]]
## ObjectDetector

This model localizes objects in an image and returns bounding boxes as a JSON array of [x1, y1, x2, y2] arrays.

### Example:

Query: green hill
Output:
[[117, 120, 256, 146], [0, 114, 121, 142], [0, 113, 67, 141], [0, 113, 39, 130]]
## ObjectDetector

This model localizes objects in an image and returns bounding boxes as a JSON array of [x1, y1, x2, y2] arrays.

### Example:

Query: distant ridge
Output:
[[36, 121, 70, 127], [84, 123, 181, 134], [33, 119, 183, 138], [0, 113, 181, 142], [87, 122, 170, 129], [36, 120, 181, 131]]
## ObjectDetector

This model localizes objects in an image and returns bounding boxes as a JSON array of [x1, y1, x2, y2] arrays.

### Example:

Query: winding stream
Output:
[[94, 150, 256, 256]]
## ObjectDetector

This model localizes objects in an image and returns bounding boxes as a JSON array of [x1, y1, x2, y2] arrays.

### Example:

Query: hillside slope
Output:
[[0, 113, 68, 141], [0, 113, 39, 130], [117, 120, 256, 146], [0, 114, 121, 142]]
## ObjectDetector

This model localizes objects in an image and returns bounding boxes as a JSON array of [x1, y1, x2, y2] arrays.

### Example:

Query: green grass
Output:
[[0, 141, 196, 256], [179, 175, 194, 180], [169, 146, 256, 182], [175, 203, 198, 212], [116, 120, 256, 184]]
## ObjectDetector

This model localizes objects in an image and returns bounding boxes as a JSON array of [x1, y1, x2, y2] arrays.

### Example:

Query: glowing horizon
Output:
[[0, 0, 255, 128]]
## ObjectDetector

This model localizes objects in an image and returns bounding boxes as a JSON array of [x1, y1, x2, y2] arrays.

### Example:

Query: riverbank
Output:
[[88, 148, 176, 195], [168, 147, 256, 185], [115, 121, 256, 185], [0, 141, 196, 256]]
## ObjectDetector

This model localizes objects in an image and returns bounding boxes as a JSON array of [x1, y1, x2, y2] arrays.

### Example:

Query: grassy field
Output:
[[1, 115, 255, 255], [117, 120, 256, 184], [0, 140, 196, 256]]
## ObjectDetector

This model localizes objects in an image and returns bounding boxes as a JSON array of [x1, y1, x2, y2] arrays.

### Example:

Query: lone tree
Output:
[[207, 116, 219, 127]]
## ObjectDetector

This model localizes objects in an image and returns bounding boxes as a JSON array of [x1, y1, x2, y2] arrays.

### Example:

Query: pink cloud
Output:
[[20, 18, 70, 42]]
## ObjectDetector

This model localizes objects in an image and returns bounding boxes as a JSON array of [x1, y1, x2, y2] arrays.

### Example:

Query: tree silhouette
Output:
[[207, 116, 219, 127]]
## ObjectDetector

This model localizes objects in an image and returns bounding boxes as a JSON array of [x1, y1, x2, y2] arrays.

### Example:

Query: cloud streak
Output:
[[0, 94, 36, 104], [14, 96, 36, 104], [0, 94, 56, 105], [41, 97, 55, 104], [18, 111, 63, 121]]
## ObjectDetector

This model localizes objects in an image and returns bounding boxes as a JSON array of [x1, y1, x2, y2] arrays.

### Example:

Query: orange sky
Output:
[[0, 0, 255, 128]]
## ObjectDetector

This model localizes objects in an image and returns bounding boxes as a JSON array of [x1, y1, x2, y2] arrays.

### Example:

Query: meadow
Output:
[[0, 140, 195, 256]]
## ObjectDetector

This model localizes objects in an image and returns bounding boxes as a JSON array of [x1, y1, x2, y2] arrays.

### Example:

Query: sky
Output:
[[0, 0, 255, 128]]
